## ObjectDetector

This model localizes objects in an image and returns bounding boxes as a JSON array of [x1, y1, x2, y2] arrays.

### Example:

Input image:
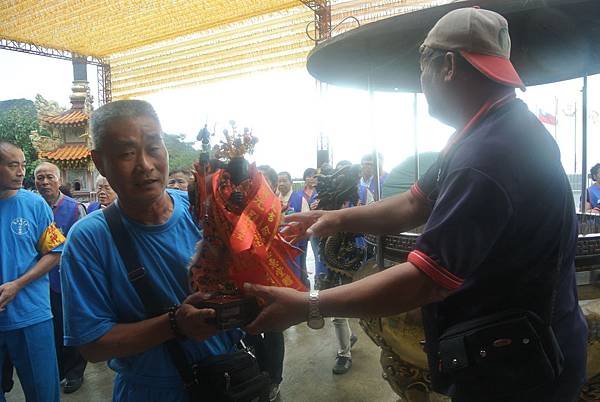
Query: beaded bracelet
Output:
[[168, 305, 184, 339]]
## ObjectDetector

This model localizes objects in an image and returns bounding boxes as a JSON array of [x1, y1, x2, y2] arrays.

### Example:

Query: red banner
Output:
[[190, 164, 306, 293]]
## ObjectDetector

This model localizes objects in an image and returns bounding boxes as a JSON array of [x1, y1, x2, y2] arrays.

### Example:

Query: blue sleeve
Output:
[[288, 192, 301, 213], [358, 185, 368, 205], [409, 168, 513, 289], [37, 199, 65, 254], [61, 228, 116, 346]]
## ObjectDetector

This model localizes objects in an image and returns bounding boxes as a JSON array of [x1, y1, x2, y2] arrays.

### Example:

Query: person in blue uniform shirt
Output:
[[34, 161, 87, 394], [0, 142, 65, 402], [287, 168, 318, 286], [87, 175, 117, 213], [358, 153, 388, 205], [60, 100, 242, 402], [246, 7, 587, 402], [584, 163, 600, 212]]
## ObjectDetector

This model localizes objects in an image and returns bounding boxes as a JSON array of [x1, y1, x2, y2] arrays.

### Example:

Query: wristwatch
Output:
[[307, 290, 325, 329]]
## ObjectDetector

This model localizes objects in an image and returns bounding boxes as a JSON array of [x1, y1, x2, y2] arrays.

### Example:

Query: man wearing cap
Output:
[[245, 7, 587, 402]]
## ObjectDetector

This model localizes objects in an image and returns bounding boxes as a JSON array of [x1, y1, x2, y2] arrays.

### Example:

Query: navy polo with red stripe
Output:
[[410, 97, 587, 400]]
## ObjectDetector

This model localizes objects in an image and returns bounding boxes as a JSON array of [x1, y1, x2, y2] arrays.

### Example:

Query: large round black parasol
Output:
[[306, 0, 600, 92]]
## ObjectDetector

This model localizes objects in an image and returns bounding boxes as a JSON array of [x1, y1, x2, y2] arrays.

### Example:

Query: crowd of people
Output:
[[0, 6, 590, 402], [0, 153, 120, 399], [0, 98, 384, 402]]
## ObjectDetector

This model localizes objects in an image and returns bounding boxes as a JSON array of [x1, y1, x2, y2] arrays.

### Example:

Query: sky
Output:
[[1, 48, 599, 180]]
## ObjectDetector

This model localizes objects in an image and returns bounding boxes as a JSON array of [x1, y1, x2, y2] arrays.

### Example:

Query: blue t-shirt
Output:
[[0, 189, 64, 330], [586, 185, 600, 208], [49, 193, 83, 293], [61, 189, 242, 390], [87, 201, 101, 213], [411, 99, 587, 400]]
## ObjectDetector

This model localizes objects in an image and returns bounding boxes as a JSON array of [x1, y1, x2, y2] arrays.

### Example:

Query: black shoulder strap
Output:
[[102, 204, 164, 316], [101, 204, 199, 391]]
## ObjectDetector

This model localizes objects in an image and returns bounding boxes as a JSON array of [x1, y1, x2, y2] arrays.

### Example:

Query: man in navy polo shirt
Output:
[[245, 7, 587, 402]]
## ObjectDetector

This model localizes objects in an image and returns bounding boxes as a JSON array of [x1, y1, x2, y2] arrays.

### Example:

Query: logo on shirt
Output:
[[11, 217, 30, 235]]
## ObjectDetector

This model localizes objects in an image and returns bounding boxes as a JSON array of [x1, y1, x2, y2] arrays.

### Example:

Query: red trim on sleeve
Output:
[[410, 183, 429, 204], [408, 250, 463, 291]]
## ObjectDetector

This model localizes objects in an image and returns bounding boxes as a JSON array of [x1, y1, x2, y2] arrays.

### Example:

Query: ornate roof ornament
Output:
[[212, 121, 258, 161]]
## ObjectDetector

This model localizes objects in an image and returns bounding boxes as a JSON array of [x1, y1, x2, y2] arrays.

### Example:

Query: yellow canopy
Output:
[[0, 0, 444, 99], [1, 0, 301, 57]]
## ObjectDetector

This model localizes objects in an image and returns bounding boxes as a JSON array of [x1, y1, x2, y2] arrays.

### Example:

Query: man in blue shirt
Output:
[[245, 7, 587, 402], [87, 175, 117, 213], [34, 161, 87, 394], [358, 152, 388, 205], [584, 163, 600, 212], [0, 142, 65, 402], [60, 100, 241, 402]]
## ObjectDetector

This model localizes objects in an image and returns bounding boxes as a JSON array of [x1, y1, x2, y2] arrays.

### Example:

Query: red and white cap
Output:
[[423, 7, 525, 90]]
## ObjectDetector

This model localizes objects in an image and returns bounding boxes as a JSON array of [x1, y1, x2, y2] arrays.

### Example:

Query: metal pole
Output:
[[553, 96, 558, 141], [414, 92, 419, 182], [581, 76, 588, 213], [574, 102, 577, 181], [370, 91, 382, 202], [367, 74, 384, 269]]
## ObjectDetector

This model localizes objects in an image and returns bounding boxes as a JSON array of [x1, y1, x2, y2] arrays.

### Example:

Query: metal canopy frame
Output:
[[0, 2, 330, 107], [306, 0, 596, 214], [0, 39, 112, 105]]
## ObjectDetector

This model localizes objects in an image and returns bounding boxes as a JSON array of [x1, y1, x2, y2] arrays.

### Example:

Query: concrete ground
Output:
[[6, 249, 401, 402], [6, 319, 400, 402]]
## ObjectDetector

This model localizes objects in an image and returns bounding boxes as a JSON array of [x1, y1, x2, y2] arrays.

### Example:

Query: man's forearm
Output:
[[14, 252, 60, 288], [320, 262, 448, 318], [79, 314, 173, 362], [336, 191, 430, 235]]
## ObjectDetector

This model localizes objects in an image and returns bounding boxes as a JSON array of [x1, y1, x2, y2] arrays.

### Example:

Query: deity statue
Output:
[[188, 123, 306, 328]]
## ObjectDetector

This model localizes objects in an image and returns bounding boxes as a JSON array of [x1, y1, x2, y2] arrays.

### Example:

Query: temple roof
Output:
[[40, 144, 90, 162], [40, 110, 89, 127]]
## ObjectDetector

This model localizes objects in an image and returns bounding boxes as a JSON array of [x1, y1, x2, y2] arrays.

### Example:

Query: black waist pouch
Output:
[[437, 309, 564, 399], [188, 351, 270, 402]]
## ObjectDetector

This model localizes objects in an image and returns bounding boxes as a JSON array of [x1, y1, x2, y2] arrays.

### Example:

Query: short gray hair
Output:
[[90, 100, 161, 150], [95, 174, 108, 185], [34, 162, 60, 178], [0, 141, 19, 162]]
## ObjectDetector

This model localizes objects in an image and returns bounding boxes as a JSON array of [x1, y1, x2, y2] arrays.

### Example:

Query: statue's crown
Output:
[[213, 122, 258, 160]]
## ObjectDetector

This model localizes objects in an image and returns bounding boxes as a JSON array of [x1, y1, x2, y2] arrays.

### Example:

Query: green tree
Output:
[[0, 99, 40, 182], [164, 133, 198, 172]]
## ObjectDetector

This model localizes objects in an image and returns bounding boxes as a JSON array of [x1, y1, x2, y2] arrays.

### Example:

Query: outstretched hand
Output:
[[243, 283, 308, 334], [177, 291, 218, 341], [283, 210, 341, 239]]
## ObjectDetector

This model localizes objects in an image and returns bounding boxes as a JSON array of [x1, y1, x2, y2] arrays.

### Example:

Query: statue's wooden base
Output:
[[196, 295, 260, 330]]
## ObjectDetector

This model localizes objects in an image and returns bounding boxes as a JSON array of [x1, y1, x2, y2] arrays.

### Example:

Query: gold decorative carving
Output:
[[29, 130, 61, 154]]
